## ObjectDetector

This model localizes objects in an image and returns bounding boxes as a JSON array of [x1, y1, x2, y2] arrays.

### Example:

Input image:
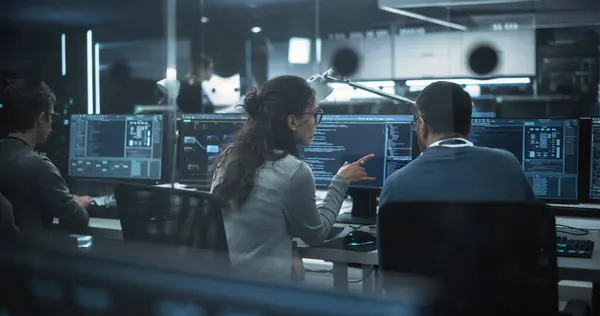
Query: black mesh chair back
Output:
[[114, 183, 229, 265], [378, 202, 557, 316]]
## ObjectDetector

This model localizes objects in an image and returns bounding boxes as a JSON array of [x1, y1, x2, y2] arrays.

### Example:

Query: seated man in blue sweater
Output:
[[380, 81, 535, 204]]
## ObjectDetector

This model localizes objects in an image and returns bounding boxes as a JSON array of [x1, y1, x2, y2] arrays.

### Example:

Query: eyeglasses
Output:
[[299, 108, 323, 124], [46, 112, 61, 119], [411, 115, 423, 131], [46, 112, 61, 123]]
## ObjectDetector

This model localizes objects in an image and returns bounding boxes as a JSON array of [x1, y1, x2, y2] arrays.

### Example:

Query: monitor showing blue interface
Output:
[[178, 114, 415, 189], [179, 114, 246, 183], [589, 118, 600, 200], [470, 118, 579, 201], [68, 114, 164, 180]]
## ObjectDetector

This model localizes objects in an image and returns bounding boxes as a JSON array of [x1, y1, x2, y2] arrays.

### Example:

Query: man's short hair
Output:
[[415, 81, 473, 136], [0, 78, 56, 133]]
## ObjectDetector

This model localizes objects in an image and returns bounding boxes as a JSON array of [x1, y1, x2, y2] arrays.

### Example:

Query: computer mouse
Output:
[[344, 231, 377, 252]]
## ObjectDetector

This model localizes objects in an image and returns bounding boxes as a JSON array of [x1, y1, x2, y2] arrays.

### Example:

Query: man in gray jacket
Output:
[[0, 78, 91, 233]]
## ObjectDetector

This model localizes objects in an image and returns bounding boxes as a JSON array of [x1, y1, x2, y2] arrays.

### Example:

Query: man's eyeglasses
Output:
[[411, 115, 420, 131], [46, 112, 61, 122]]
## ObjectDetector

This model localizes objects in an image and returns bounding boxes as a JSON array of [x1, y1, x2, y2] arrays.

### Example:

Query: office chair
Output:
[[0, 191, 19, 242], [378, 202, 589, 316], [114, 183, 230, 267]]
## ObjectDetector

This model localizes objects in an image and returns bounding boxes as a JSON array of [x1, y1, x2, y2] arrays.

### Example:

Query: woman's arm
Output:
[[283, 163, 349, 246]]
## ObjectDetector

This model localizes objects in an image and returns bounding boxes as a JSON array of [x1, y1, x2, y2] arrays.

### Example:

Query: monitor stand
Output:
[[336, 190, 377, 226]]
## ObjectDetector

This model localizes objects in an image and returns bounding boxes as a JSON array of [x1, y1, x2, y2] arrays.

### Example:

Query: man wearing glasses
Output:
[[0, 78, 91, 233], [380, 81, 535, 204]]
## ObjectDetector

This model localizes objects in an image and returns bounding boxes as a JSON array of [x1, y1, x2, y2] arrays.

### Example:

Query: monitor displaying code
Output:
[[589, 118, 600, 200], [301, 115, 415, 189], [178, 114, 416, 190]]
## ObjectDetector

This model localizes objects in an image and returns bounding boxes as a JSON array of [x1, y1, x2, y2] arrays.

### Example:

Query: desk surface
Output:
[[298, 226, 600, 283], [84, 217, 600, 282], [551, 203, 600, 210]]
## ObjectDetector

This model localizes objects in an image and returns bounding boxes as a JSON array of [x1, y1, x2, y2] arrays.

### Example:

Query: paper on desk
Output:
[[155, 182, 188, 189], [91, 195, 117, 207], [154, 182, 198, 191], [315, 190, 353, 214], [91, 196, 106, 206]]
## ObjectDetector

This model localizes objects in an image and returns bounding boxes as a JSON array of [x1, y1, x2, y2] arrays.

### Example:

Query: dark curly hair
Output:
[[0, 78, 56, 134], [212, 75, 316, 206]]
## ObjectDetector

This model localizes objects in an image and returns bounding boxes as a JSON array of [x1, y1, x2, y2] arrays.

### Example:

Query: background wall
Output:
[[268, 29, 537, 81], [99, 39, 191, 82]]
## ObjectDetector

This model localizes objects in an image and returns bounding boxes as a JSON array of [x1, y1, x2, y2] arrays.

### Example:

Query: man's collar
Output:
[[428, 137, 474, 148]]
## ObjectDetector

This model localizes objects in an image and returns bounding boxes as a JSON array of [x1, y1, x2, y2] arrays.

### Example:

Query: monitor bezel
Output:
[[66, 113, 170, 185]]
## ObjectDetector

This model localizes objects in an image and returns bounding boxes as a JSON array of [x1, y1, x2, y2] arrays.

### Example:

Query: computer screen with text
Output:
[[301, 114, 415, 189], [589, 118, 600, 200], [68, 114, 164, 181], [470, 118, 579, 201], [178, 114, 415, 190]]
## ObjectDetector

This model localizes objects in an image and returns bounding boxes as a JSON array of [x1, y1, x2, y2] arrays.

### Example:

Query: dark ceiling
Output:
[[0, 0, 598, 41]]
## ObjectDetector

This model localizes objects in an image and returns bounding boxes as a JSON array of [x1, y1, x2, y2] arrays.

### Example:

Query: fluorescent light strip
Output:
[[406, 77, 531, 88], [316, 38, 322, 64], [94, 43, 100, 114], [86, 30, 93, 114], [388, 0, 545, 9], [61, 33, 66, 76], [380, 5, 468, 31]]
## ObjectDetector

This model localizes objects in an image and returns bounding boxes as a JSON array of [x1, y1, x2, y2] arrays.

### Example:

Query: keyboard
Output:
[[556, 236, 595, 258]]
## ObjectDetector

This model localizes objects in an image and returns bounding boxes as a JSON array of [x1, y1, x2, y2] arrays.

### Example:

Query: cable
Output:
[[556, 224, 590, 236], [348, 267, 375, 284], [349, 225, 363, 231]]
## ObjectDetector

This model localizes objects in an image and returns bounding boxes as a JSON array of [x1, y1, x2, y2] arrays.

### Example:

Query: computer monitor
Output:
[[301, 114, 416, 224], [178, 113, 416, 224], [469, 118, 579, 202], [589, 118, 600, 200], [68, 114, 165, 183], [178, 113, 246, 187]]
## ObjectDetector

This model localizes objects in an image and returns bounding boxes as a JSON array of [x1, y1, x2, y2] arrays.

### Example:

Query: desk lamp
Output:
[[306, 67, 416, 106]]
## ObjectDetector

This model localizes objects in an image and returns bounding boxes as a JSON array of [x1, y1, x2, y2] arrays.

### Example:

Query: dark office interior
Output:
[[0, 0, 600, 315]]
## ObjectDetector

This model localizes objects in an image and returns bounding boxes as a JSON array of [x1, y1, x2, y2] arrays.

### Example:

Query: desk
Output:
[[550, 203, 600, 218], [82, 217, 600, 293], [299, 229, 600, 291]]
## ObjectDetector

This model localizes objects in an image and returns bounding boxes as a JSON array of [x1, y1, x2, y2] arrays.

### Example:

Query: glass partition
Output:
[[3, 0, 600, 309]]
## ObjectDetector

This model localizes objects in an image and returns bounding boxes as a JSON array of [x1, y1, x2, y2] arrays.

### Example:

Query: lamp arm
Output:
[[323, 74, 416, 106]]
